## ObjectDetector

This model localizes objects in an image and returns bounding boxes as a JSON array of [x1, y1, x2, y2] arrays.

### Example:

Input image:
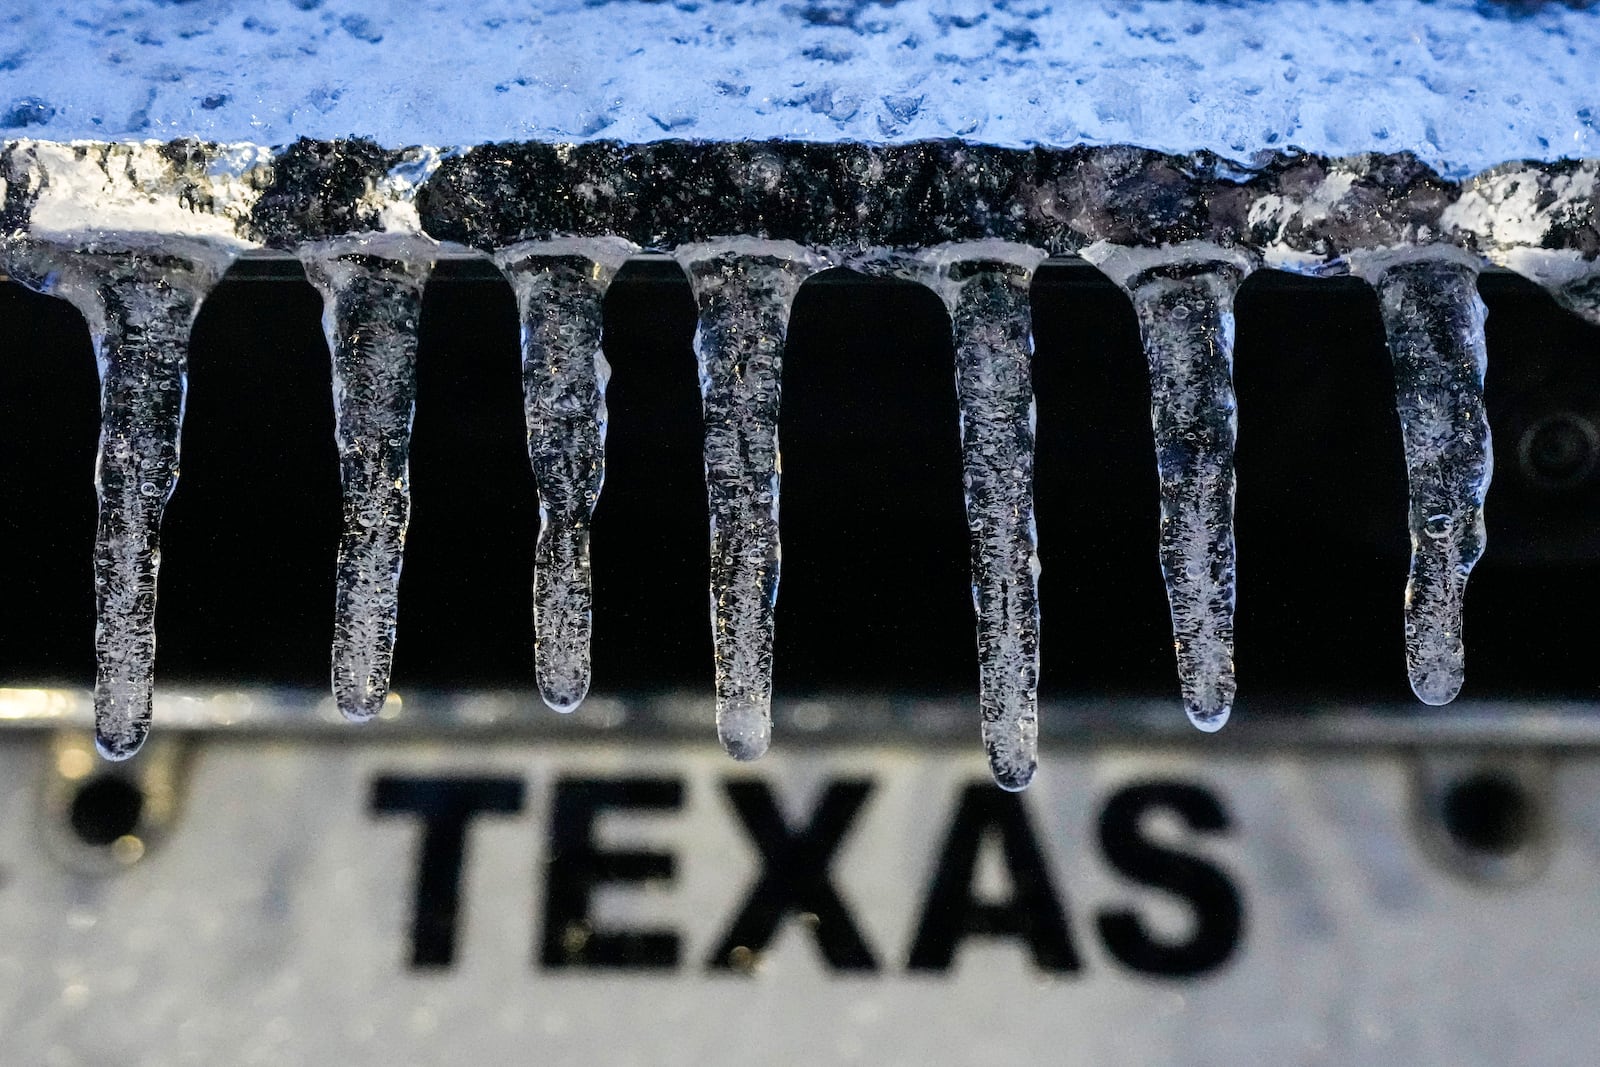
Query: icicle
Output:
[[1355, 249, 1492, 706], [493, 238, 636, 713], [1087, 242, 1255, 732], [676, 241, 827, 761], [33, 251, 230, 759], [302, 248, 433, 721], [916, 242, 1047, 791]]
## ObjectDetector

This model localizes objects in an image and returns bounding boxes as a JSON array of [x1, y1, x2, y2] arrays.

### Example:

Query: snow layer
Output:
[[1, 1, 1595, 177]]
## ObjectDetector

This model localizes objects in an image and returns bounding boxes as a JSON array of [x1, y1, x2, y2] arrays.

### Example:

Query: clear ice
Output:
[[919, 246, 1047, 790], [36, 252, 226, 759], [1120, 257, 1248, 732], [494, 240, 635, 714], [677, 242, 824, 761], [4, 127, 1591, 776], [303, 249, 433, 721], [1361, 253, 1493, 706]]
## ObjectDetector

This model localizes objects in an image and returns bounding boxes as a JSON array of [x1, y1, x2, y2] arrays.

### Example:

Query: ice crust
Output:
[[1, 1, 1597, 176]]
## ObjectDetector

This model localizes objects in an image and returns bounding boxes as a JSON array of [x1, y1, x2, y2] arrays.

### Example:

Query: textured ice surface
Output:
[[494, 238, 635, 714], [1356, 249, 1492, 707], [2, 1, 1597, 175], [1451, 159, 1600, 324], [304, 247, 432, 722], [918, 242, 1046, 790], [679, 240, 826, 761]]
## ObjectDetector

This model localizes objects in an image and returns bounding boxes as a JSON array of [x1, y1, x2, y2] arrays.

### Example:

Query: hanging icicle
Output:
[[302, 247, 434, 721], [915, 242, 1048, 790], [1355, 249, 1493, 706], [1089, 242, 1254, 732], [676, 240, 827, 761], [25, 248, 233, 758], [493, 238, 637, 713]]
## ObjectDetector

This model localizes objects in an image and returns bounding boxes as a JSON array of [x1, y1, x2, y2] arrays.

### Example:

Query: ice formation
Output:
[[676, 241, 826, 761], [915, 242, 1047, 790], [1088, 243, 1256, 734], [3, 1, 1598, 175], [1, 0, 1598, 782], [304, 247, 433, 722], [1354, 249, 1493, 707], [46, 252, 228, 759], [493, 238, 637, 713], [0, 143, 251, 758]]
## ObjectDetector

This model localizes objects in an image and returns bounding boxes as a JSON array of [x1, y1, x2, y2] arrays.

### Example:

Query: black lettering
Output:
[[370, 775, 526, 968], [708, 779, 878, 972], [907, 783, 1080, 972], [540, 777, 683, 969], [1096, 781, 1244, 978]]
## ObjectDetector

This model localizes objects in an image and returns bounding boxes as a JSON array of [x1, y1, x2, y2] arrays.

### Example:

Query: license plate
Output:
[[1, 692, 1595, 1065]]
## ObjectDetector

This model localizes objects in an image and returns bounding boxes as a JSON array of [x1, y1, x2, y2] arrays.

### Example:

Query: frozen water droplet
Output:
[[138, 481, 158, 497], [678, 243, 822, 760], [1186, 698, 1232, 733], [717, 696, 772, 762], [928, 250, 1043, 790], [303, 250, 432, 722], [1124, 262, 1245, 732], [1366, 256, 1491, 708], [496, 241, 633, 715], [94, 713, 148, 761]]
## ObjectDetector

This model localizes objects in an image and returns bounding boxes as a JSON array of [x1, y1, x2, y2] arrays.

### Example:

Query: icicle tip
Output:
[[984, 723, 1038, 791], [1186, 702, 1232, 733], [990, 761, 1036, 793], [334, 681, 390, 723], [538, 678, 590, 715], [717, 698, 771, 762], [1409, 660, 1464, 707], [94, 720, 148, 762]]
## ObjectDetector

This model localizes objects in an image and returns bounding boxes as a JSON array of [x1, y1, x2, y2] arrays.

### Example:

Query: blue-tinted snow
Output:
[[1, 1, 1595, 176]]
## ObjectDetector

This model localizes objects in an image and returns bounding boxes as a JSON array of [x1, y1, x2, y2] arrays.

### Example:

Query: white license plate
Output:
[[1, 695, 1596, 1066]]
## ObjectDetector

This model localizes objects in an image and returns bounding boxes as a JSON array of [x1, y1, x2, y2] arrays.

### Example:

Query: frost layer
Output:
[[2, 1, 1597, 175]]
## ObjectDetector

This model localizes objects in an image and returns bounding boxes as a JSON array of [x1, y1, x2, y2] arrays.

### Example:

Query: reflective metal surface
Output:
[[0, 692, 1595, 1065]]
